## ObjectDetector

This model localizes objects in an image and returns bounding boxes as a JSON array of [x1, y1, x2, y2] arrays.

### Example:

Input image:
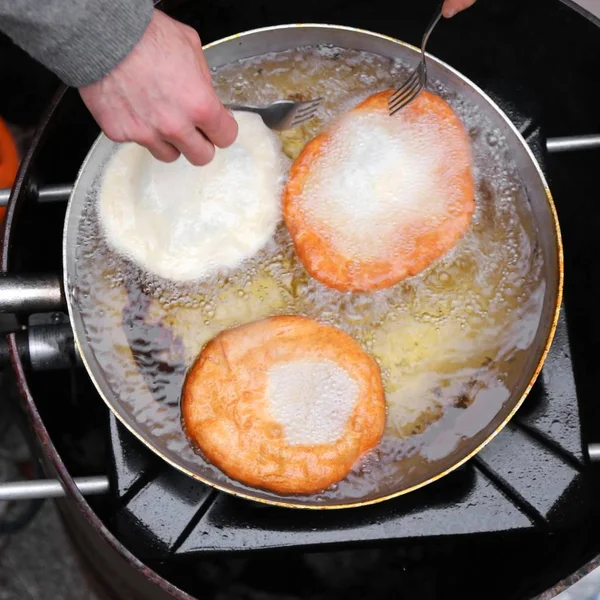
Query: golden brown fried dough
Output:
[[181, 315, 386, 495], [282, 90, 475, 292]]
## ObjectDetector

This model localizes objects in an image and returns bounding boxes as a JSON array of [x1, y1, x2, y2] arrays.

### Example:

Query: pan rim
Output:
[[63, 22, 564, 510]]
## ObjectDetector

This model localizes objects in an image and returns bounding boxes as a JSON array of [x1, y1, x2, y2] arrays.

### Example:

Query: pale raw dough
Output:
[[97, 111, 285, 282]]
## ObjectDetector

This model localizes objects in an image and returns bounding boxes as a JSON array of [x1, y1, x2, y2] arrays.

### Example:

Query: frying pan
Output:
[[1, 24, 563, 509]]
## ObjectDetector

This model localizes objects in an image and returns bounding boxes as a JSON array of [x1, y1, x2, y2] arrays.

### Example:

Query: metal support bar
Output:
[[0, 476, 109, 501], [0, 274, 65, 314], [546, 134, 600, 153], [0, 184, 73, 208], [27, 321, 82, 370], [0, 190, 10, 208], [0, 315, 81, 370], [588, 443, 600, 462]]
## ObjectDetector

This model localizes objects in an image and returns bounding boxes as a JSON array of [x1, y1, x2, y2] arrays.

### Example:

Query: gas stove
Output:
[[2, 0, 600, 598]]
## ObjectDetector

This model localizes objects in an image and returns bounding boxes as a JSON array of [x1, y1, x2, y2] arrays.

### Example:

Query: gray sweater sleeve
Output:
[[0, 0, 154, 88]]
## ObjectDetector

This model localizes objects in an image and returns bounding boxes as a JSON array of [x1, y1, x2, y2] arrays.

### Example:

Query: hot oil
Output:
[[74, 46, 545, 502]]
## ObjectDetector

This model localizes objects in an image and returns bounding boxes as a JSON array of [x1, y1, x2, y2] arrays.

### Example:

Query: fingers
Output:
[[134, 123, 181, 162], [165, 26, 238, 156], [442, 0, 476, 18], [190, 96, 239, 150], [185, 28, 239, 149], [92, 112, 180, 163], [163, 124, 216, 166], [98, 109, 225, 167], [194, 97, 238, 148], [148, 97, 237, 165], [147, 139, 181, 163], [102, 122, 182, 163]]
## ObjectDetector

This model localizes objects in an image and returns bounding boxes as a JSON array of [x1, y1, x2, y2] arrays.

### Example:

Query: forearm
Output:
[[0, 0, 153, 87]]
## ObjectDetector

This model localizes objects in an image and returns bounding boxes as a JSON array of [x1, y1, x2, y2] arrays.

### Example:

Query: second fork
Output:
[[389, 2, 444, 116]]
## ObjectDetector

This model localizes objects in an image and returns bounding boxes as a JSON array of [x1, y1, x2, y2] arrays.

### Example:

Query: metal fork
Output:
[[389, 2, 443, 116], [225, 98, 321, 131]]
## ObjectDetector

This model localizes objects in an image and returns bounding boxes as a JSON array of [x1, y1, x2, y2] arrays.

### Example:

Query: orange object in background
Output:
[[0, 116, 19, 224]]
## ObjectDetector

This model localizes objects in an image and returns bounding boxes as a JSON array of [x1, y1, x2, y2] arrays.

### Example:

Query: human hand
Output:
[[442, 0, 477, 18], [79, 9, 237, 166]]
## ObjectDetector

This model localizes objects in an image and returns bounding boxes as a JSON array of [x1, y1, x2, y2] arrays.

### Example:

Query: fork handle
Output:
[[224, 103, 261, 114], [422, 2, 444, 54]]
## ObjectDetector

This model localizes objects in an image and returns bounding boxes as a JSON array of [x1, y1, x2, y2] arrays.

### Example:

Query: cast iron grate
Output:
[[107, 93, 590, 560]]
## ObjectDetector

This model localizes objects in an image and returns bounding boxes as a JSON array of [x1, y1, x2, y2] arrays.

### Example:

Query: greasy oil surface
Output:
[[74, 46, 545, 504]]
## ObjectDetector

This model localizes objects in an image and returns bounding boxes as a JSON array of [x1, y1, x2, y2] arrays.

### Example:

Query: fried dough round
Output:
[[282, 90, 475, 292], [181, 315, 386, 495], [98, 111, 284, 282]]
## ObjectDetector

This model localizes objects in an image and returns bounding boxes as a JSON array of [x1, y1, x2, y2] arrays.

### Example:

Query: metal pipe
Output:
[[0, 183, 73, 208], [0, 188, 11, 207], [546, 134, 600, 153], [0, 321, 81, 369], [37, 183, 73, 203], [28, 322, 82, 370], [0, 476, 109, 501], [0, 274, 65, 313], [588, 443, 600, 462]]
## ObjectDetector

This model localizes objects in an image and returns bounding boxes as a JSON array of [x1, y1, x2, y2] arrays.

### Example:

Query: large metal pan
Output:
[[3, 24, 563, 509]]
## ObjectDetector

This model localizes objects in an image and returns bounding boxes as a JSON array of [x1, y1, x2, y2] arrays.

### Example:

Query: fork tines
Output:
[[388, 62, 426, 116], [290, 98, 322, 128]]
